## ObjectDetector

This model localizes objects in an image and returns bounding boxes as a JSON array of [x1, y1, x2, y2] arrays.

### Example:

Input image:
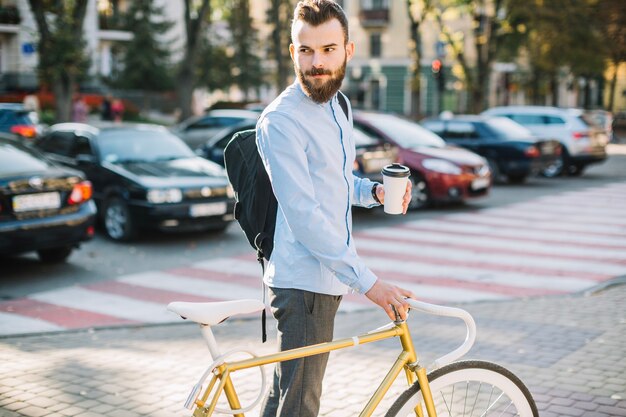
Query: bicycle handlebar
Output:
[[406, 299, 477, 369]]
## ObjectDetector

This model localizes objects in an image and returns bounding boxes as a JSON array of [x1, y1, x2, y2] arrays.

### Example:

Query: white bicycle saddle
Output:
[[167, 299, 265, 326]]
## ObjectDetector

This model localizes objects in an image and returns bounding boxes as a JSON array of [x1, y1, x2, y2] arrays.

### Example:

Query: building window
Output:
[[361, 0, 389, 10], [370, 33, 381, 57]]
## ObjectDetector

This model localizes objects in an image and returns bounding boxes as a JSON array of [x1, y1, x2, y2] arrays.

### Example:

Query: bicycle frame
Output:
[[168, 298, 476, 417], [191, 320, 436, 417]]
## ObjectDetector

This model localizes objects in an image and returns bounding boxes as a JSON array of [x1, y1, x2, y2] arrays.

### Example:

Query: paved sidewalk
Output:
[[1, 282, 625, 417]]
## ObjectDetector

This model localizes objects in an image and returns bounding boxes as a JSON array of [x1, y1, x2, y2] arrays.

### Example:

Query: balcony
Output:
[[98, 12, 128, 31], [359, 8, 389, 28], [0, 5, 20, 25]]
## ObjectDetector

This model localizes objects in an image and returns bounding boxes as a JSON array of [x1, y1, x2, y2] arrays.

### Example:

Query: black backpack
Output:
[[224, 128, 277, 262], [223, 92, 349, 263]]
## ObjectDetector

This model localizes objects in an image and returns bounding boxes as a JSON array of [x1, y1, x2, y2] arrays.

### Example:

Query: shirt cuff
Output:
[[353, 269, 378, 294]]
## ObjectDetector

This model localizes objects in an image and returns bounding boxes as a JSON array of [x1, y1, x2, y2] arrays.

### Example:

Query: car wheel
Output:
[[567, 164, 585, 176], [541, 154, 564, 177], [408, 175, 430, 210], [507, 174, 527, 184], [37, 246, 73, 263], [487, 158, 504, 184], [104, 197, 135, 241]]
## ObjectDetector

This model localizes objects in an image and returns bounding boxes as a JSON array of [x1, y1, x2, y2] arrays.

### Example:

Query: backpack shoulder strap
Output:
[[337, 91, 349, 120]]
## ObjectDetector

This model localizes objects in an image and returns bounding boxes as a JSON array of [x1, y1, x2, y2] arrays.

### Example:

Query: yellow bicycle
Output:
[[168, 298, 538, 417]]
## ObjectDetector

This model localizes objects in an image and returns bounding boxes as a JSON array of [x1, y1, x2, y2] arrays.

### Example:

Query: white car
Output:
[[482, 106, 608, 176]]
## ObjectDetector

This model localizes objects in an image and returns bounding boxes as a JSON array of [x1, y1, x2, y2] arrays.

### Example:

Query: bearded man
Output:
[[256, 1, 415, 416]]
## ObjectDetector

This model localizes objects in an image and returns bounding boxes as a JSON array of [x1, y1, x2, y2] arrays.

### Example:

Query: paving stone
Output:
[[1, 285, 625, 417], [18, 406, 50, 417]]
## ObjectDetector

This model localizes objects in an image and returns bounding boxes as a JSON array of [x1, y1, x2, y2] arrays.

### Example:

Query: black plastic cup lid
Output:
[[382, 163, 410, 178]]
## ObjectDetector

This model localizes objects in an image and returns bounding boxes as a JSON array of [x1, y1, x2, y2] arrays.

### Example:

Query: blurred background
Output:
[[0, 0, 624, 134]]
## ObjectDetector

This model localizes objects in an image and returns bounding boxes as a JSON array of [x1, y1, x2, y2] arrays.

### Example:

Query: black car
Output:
[[34, 123, 235, 241], [421, 115, 562, 183], [0, 134, 96, 262], [197, 122, 399, 183]]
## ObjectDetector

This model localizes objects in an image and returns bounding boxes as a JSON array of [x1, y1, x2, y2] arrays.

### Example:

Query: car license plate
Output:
[[471, 177, 490, 190], [13, 192, 61, 212], [364, 158, 393, 173], [190, 202, 227, 217], [540, 142, 555, 155]]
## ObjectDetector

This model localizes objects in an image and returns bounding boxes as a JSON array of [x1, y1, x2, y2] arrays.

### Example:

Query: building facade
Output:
[[1, 0, 624, 115]]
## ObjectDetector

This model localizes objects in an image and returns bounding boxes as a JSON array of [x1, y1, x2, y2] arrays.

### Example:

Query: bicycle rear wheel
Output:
[[386, 360, 538, 417]]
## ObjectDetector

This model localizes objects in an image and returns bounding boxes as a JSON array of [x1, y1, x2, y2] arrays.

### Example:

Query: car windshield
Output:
[[98, 129, 195, 163], [0, 141, 51, 174], [484, 117, 534, 138], [363, 113, 446, 148]]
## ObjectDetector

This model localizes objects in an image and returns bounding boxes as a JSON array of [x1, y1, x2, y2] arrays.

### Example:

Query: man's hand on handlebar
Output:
[[365, 279, 416, 321]]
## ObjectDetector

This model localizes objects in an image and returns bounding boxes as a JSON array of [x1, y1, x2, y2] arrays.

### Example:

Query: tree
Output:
[[28, 0, 89, 122], [195, 36, 233, 93], [407, 0, 434, 118], [519, 0, 605, 107], [267, 0, 293, 92], [177, 0, 212, 121], [595, 0, 626, 111], [431, 0, 534, 113], [228, 0, 264, 100], [115, 0, 174, 92]]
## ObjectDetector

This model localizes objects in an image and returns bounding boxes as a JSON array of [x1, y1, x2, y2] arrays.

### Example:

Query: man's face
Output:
[[290, 18, 354, 104]]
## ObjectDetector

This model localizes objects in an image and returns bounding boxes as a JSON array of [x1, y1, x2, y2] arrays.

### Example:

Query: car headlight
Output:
[[147, 188, 183, 204], [226, 185, 235, 199], [422, 159, 462, 175]]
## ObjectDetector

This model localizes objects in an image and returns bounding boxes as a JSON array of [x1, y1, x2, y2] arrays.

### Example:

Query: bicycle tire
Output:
[[385, 360, 538, 417]]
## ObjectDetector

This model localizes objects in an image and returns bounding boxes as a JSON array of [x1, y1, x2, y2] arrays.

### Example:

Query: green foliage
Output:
[[34, 4, 90, 87], [115, 0, 174, 91], [227, 0, 264, 97], [195, 37, 233, 91]]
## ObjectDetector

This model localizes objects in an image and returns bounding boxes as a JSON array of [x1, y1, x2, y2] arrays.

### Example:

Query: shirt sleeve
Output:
[[257, 112, 377, 294], [353, 175, 380, 208]]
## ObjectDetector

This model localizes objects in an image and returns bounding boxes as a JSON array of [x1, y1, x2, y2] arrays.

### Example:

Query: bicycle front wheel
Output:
[[386, 360, 538, 417]]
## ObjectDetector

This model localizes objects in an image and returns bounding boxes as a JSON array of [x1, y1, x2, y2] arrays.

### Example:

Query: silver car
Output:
[[482, 106, 608, 176], [170, 109, 259, 151]]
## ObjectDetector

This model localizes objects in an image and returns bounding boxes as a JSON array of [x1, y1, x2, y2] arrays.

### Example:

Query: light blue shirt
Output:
[[256, 82, 380, 296]]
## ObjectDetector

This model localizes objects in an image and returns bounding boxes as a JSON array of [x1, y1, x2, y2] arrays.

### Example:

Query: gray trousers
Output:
[[260, 287, 342, 417]]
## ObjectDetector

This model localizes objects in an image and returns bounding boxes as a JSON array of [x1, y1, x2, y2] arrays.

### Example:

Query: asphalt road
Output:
[[2, 144, 625, 300]]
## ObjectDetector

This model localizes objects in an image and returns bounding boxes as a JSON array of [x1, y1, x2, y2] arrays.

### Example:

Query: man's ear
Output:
[[346, 41, 355, 62], [289, 43, 295, 62]]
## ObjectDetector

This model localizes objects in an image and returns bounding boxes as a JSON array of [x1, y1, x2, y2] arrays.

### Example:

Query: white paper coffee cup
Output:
[[382, 164, 410, 215]]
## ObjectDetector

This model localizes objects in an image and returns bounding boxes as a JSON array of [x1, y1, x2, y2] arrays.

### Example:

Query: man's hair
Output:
[[292, 0, 349, 44]]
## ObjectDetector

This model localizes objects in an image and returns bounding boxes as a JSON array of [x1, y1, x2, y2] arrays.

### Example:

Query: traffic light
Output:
[[431, 59, 442, 77], [432, 59, 445, 92]]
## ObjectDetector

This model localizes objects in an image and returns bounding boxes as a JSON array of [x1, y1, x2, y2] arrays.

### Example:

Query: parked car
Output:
[[170, 109, 259, 150], [196, 121, 400, 184], [353, 111, 491, 209], [0, 133, 96, 262], [0, 103, 41, 139], [33, 123, 235, 241], [421, 115, 562, 183], [482, 106, 608, 176]]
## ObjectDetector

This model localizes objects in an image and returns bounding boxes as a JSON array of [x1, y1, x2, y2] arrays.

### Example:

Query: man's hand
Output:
[[365, 279, 416, 321], [375, 180, 413, 214]]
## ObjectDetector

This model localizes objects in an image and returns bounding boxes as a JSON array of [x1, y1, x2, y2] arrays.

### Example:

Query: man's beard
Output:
[[296, 58, 347, 104]]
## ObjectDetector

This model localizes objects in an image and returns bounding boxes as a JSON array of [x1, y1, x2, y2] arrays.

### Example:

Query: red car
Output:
[[353, 111, 491, 209]]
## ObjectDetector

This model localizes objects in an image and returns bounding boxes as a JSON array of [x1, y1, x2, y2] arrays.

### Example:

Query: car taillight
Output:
[[525, 146, 540, 158], [572, 131, 589, 140], [10, 125, 37, 138], [68, 181, 93, 205]]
